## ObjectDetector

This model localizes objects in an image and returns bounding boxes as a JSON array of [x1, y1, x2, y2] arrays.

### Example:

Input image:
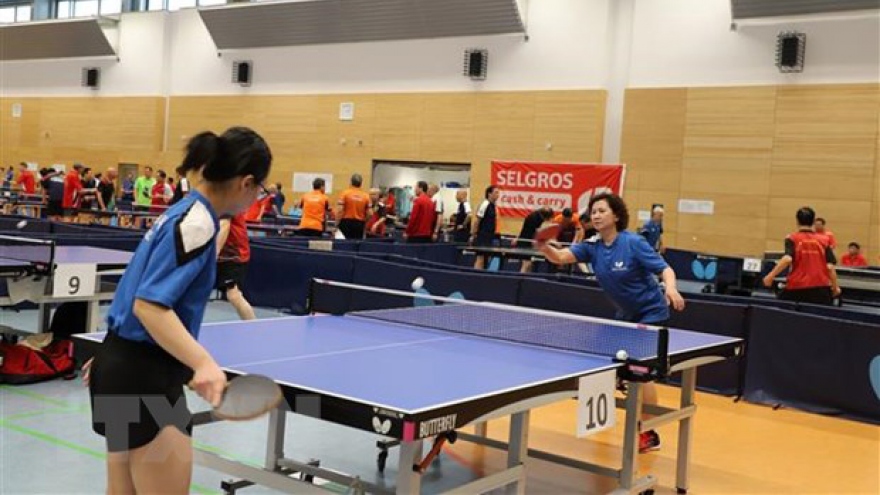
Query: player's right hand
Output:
[[190, 361, 227, 407], [81, 358, 94, 387]]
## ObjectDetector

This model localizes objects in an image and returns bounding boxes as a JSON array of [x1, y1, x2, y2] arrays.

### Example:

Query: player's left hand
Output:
[[832, 285, 842, 297], [665, 288, 686, 311]]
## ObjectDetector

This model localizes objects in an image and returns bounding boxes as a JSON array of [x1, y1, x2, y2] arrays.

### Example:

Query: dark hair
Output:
[[849, 242, 860, 249], [417, 181, 428, 193], [485, 185, 498, 199], [815, 217, 826, 225], [177, 127, 272, 185], [313, 177, 325, 190], [539, 207, 553, 220], [144, 165, 153, 172], [275, 182, 282, 190], [351, 174, 363, 187], [588, 193, 629, 231], [562, 207, 573, 218], [157, 170, 167, 179], [796, 207, 815, 227]]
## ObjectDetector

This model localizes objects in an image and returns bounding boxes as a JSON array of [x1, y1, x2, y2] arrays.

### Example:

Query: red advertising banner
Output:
[[491, 161, 625, 218]]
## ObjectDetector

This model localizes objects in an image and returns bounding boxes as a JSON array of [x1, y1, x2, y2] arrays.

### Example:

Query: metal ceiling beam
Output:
[[198, 0, 526, 51], [0, 17, 117, 61]]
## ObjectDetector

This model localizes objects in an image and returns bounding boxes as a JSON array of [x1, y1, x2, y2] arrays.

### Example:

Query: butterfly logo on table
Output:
[[372, 416, 392, 434], [869, 356, 880, 401], [412, 287, 466, 307]]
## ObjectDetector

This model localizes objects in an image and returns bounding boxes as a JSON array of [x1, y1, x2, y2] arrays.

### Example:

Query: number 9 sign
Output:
[[53, 263, 97, 299]]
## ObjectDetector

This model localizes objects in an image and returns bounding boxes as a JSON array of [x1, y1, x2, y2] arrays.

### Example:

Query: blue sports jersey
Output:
[[570, 231, 670, 323], [106, 190, 219, 344], [639, 220, 663, 251]]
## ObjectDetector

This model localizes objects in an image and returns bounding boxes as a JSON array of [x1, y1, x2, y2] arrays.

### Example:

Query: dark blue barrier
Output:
[[797, 303, 880, 326], [667, 300, 748, 395], [351, 257, 521, 307], [743, 306, 880, 423], [0, 217, 52, 234], [244, 244, 355, 312], [517, 278, 617, 320]]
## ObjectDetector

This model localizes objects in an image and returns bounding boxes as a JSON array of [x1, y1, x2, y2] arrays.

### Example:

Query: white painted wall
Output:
[[629, 0, 880, 87], [1, 0, 877, 97], [0, 11, 167, 96], [168, 0, 609, 95]]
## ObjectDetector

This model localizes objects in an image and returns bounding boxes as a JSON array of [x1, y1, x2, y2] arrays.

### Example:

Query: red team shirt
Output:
[[62, 170, 82, 208], [219, 213, 251, 264], [406, 194, 435, 238], [784, 230, 835, 290], [18, 170, 35, 194]]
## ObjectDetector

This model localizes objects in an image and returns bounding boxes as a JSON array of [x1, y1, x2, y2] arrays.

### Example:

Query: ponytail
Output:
[[177, 131, 219, 176], [179, 127, 272, 185]]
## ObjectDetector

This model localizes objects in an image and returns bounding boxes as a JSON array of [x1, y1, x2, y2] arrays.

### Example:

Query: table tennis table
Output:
[[73, 280, 741, 495], [0, 238, 132, 334]]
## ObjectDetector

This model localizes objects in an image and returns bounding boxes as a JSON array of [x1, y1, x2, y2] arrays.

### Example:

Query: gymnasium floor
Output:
[[0, 302, 877, 494]]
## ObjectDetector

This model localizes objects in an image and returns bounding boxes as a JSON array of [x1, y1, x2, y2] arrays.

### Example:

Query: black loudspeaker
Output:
[[463, 49, 488, 80], [776, 32, 806, 73], [82, 67, 100, 89], [232, 60, 252, 86]]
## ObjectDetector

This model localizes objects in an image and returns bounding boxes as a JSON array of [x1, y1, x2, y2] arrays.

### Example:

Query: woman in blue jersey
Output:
[[538, 192, 685, 453], [82, 127, 272, 494]]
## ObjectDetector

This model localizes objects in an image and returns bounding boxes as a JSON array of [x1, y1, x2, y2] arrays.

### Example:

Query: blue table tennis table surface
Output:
[[0, 246, 132, 271], [79, 311, 738, 414]]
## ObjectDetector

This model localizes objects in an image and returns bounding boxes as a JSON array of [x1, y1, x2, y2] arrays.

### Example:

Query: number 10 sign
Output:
[[53, 263, 97, 299], [576, 370, 616, 437]]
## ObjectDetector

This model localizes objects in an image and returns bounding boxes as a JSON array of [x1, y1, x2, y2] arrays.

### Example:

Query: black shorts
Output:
[[46, 200, 63, 216], [781, 286, 833, 306], [216, 261, 248, 291], [295, 228, 323, 237], [89, 332, 192, 452], [337, 219, 365, 239]]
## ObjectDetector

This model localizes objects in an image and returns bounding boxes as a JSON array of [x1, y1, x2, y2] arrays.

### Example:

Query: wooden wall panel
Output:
[[621, 84, 880, 259], [1, 97, 165, 171]]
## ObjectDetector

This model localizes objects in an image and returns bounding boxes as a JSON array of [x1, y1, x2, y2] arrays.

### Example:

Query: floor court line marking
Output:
[[226, 335, 456, 368]]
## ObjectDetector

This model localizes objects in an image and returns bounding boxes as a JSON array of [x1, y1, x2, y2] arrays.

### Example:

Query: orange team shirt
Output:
[[62, 170, 82, 208], [816, 230, 837, 250], [299, 190, 330, 231], [338, 187, 370, 221], [244, 195, 272, 223]]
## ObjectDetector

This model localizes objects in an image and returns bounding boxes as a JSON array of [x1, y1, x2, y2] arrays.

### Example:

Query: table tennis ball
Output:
[[615, 349, 628, 361], [411, 277, 425, 290], [16, 220, 27, 229]]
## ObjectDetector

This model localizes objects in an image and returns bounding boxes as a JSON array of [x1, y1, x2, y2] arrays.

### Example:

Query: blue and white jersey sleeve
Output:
[[135, 200, 216, 308], [631, 234, 668, 274], [569, 238, 596, 263]]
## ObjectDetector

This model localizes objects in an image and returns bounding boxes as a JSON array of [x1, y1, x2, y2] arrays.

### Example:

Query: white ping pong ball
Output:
[[16, 220, 27, 229], [615, 349, 628, 360], [411, 277, 424, 290]]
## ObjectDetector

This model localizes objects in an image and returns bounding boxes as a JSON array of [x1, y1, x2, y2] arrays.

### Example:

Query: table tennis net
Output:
[[309, 279, 664, 361], [0, 235, 54, 270]]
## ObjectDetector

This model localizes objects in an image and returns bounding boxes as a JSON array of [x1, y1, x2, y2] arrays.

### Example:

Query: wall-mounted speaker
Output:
[[232, 60, 252, 86], [82, 67, 100, 90], [463, 49, 488, 80], [776, 32, 806, 73]]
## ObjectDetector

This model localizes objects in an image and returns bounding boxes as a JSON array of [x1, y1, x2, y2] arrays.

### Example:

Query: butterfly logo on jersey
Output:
[[611, 260, 627, 272]]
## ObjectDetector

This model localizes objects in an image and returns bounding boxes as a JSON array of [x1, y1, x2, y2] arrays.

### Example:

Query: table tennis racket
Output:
[[207, 374, 283, 421], [533, 224, 561, 244]]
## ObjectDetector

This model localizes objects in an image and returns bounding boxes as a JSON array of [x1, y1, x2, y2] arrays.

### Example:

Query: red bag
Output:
[[0, 340, 76, 385]]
